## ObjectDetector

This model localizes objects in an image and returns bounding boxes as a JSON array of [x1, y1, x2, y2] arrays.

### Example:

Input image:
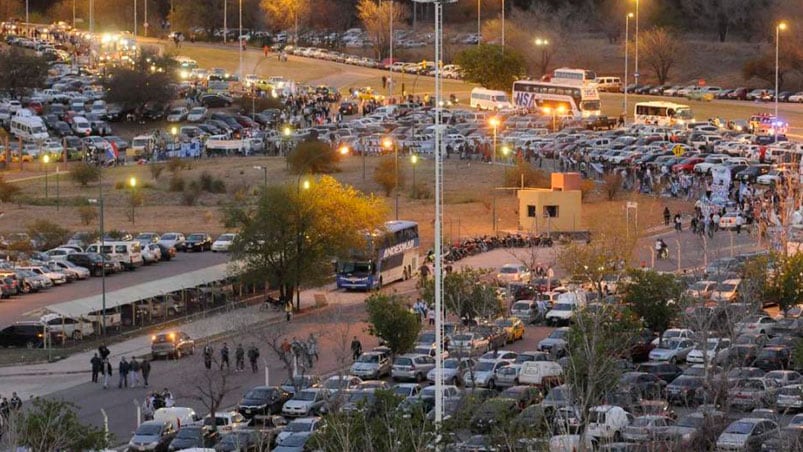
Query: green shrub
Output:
[[70, 163, 100, 187], [169, 175, 185, 192]]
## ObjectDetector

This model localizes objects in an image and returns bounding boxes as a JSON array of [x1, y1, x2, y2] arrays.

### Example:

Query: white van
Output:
[[595, 76, 622, 93], [10, 114, 49, 142], [153, 407, 200, 431], [517, 361, 563, 387], [85, 241, 143, 270], [71, 116, 91, 135], [545, 292, 587, 326], [470, 87, 513, 110], [130, 135, 155, 158], [586, 405, 633, 442]]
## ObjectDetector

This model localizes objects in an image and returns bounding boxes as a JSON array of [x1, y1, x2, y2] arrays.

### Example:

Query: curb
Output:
[[0, 302, 334, 378]]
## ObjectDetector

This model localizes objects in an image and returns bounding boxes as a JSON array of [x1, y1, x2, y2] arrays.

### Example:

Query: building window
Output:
[[544, 205, 559, 218], [527, 205, 536, 217]]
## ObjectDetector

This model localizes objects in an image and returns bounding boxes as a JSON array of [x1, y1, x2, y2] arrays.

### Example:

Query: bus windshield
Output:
[[337, 261, 373, 274], [675, 107, 694, 119]]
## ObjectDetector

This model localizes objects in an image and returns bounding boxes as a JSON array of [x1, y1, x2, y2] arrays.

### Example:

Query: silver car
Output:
[[391, 354, 436, 382], [350, 351, 392, 380]]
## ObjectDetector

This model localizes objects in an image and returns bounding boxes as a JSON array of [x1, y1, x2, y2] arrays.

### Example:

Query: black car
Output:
[[636, 362, 683, 384], [143, 102, 168, 120], [237, 386, 294, 419], [185, 233, 213, 252], [735, 165, 772, 183], [665, 375, 704, 406], [618, 372, 667, 399], [66, 252, 115, 276], [53, 121, 74, 137], [167, 425, 220, 451], [753, 346, 791, 372], [201, 94, 233, 108], [339, 102, 357, 115], [128, 420, 176, 452], [0, 322, 52, 348], [214, 430, 267, 452], [469, 398, 520, 434]]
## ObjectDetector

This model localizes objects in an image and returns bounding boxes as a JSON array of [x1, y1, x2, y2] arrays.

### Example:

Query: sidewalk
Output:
[[0, 285, 360, 398]]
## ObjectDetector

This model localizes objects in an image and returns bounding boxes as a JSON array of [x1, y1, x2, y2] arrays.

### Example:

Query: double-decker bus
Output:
[[336, 220, 420, 290], [634, 101, 695, 126], [511, 68, 601, 118]]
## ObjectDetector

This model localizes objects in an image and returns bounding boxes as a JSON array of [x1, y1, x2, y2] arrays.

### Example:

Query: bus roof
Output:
[[384, 220, 418, 232], [635, 101, 691, 108]]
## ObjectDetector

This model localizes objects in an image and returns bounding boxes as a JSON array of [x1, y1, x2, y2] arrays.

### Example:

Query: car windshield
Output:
[[632, 417, 655, 427], [690, 282, 709, 291], [673, 376, 701, 387], [188, 234, 205, 241], [294, 391, 318, 401], [549, 329, 567, 339], [280, 433, 310, 447], [706, 341, 721, 350], [664, 330, 682, 339], [475, 362, 495, 372], [453, 334, 472, 341], [357, 354, 379, 363], [512, 302, 532, 310], [545, 387, 568, 402], [500, 267, 519, 274], [393, 386, 413, 396], [175, 427, 201, 439], [161, 234, 176, 240], [324, 378, 350, 389], [677, 416, 705, 428], [418, 332, 436, 343], [718, 284, 736, 292], [724, 421, 755, 434], [553, 303, 573, 311], [135, 423, 162, 435], [244, 388, 274, 399], [218, 234, 234, 241], [443, 359, 460, 369], [658, 339, 682, 350], [348, 392, 374, 403], [758, 349, 782, 359], [286, 421, 312, 433], [588, 410, 606, 424], [497, 319, 513, 327]]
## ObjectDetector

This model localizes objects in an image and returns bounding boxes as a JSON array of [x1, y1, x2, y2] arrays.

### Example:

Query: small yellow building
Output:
[[517, 173, 583, 234]]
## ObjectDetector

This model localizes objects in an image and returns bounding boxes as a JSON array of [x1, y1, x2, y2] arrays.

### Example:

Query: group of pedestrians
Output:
[[0, 392, 22, 419], [89, 345, 151, 389], [280, 334, 319, 369], [203, 342, 262, 373], [142, 388, 175, 421]]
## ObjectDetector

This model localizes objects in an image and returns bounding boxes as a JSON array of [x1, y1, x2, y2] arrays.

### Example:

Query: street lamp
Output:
[[634, 0, 640, 84], [410, 154, 418, 192], [129, 176, 137, 225], [624, 12, 634, 124], [775, 21, 787, 130], [489, 116, 500, 163], [382, 137, 399, 220], [534, 38, 549, 76], [42, 154, 50, 199], [501, 0, 505, 48], [253, 165, 268, 191]]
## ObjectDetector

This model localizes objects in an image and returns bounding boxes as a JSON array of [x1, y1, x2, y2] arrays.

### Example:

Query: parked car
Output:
[[716, 418, 777, 451], [463, 359, 510, 389], [150, 331, 195, 359], [350, 351, 391, 380], [391, 353, 436, 382], [237, 386, 293, 419], [735, 315, 776, 336], [427, 357, 474, 386], [496, 263, 531, 284], [648, 338, 696, 364], [167, 425, 221, 451], [211, 233, 236, 252], [127, 420, 177, 452], [158, 232, 186, 252], [622, 415, 676, 442], [728, 378, 778, 410], [185, 232, 213, 252], [586, 405, 633, 443]]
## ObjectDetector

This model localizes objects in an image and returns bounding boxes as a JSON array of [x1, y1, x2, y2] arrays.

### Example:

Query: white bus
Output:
[[634, 101, 695, 126], [9, 114, 48, 142], [336, 220, 420, 290], [512, 80, 601, 118], [470, 87, 513, 110]]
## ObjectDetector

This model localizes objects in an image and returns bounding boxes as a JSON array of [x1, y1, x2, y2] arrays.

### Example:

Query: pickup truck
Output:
[[584, 115, 618, 131]]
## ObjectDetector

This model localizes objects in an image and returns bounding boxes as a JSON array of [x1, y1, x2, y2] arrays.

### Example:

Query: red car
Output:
[[672, 157, 704, 173]]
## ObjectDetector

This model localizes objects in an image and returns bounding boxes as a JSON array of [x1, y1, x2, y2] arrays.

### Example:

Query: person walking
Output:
[[284, 300, 293, 322], [203, 344, 213, 370], [9, 392, 22, 411], [307, 333, 318, 363], [102, 359, 112, 389], [663, 207, 671, 226], [220, 342, 230, 370], [90, 353, 102, 383], [247, 344, 260, 374], [129, 357, 141, 387], [118, 357, 129, 389], [235, 344, 245, 372], [98, 344, 110, 361], [350, 336, 362, 361], [141, 358, 151, 387]]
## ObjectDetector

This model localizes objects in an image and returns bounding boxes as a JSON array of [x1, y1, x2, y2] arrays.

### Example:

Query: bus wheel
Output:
[[378, 277, 383, 288], [403, 267, 409, 280]]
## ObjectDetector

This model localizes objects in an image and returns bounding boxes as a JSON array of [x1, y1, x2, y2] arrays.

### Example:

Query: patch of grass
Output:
[[169, 175, 185, 192], [445, 193, 480, 204]]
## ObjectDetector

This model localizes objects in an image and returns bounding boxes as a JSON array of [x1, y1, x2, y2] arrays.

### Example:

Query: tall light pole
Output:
[[89, 0, 95, 34], [55, 165, 60, 211], [477, 0, 481, 45], [223, 0, 227, 44], [129, 176, 137, 225], [534, 38, 549, 76], [25, 0, 28, 36], [42, 155, 50, 199], [134, 0, 138, 36], [489, 116, 499, 163], [239, 0, 243, 82], [410, 154, 418, 192], [383, 137, 398, 220], [144, 0, 148, 37], [624, 12, 634, 124], [634, 0, 639, 85], [775, 22, 787, 123], [501, 0, 505, 48], [389, 0, 394, 100]]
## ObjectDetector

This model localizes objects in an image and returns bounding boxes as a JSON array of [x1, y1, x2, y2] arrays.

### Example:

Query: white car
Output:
[[586, 405, 633, 441], [718, 212, 742, 230], [496, 263, 531, 284], [734, 315, 776, 336], [275, 417, 322, 444], [166, 107, 188, 122], [141, 243, 162, 264], [462, 359, 509, 389], [652, 329, 696, 346], [281, 388, 329, 417], [187, 106, 208, 122], [49, 260, 90, 279], [202, 410, 248, 431], [716, 418, 777, 451], [211, 233, 236, 252], [648, 338, 696, 364], [789, 92, 803, 103], [757, 168, 795, 185], [40, 313, 95, 339], [19, 265, 67, 285], [686, 338, 731, 364], [427, 358, 475, 386], [46, 247, 78, 261]]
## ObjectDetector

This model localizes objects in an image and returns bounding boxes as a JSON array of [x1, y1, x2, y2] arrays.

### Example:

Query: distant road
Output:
[[0, 252, 228, 328]]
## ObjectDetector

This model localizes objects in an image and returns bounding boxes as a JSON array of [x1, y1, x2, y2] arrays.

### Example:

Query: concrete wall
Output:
[[517, 188, 582, 233]]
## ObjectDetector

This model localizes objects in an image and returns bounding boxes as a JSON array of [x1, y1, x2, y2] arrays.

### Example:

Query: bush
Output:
[[286, 139, 341, 175], [169, 175, 185, 192], [70, 163, 100, 187], [410, 183, 432, 199], [0, 175, 20, 202], [27, 219, 70, 250], [580, 179, 596, 201], [166, 158, 184, 175], [182, 181, 201, 206], [149, 164, 165, 180], [78, 205, 98, 226], [199, 171, 226, 193], [373, 156, 406, 196], [603, 173, 623, 201], [503, 160, 550, 188]]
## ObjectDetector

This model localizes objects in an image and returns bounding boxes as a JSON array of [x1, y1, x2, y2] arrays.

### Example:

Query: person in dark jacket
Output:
[[141, 358, 151, 387], [118, 357, 129, 388], [91, 353, 102, 383]]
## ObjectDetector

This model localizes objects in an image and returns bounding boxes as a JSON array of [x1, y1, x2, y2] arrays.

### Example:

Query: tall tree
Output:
[[365, 293, 421, 355], [1, 398, 109, 451], [224, 176, 386, 308], [455, 44, 526, 91], [636, 27, 685, 85], [623, 269, 681, 343], [102, 51, 177, 112], [0, 47, 48, 96], [768, 252, 803, 315], [286, 137, 342, 175], [169, 1, 222, 38], [357, 0, 408, 61], [419, 267, 503, 323], [678, 0, 775, 42], [261, 0, 310, 35]]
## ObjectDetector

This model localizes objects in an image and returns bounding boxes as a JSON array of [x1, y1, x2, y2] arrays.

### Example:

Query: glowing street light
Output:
[[383, 137, 399, 220], [410, 153, 418, 192], [489, 116, 500, 163], [42, 154, 50, 199], [129, 176, 137, 224], [775, 21, 788, 136], [338, 145, 350, 156]]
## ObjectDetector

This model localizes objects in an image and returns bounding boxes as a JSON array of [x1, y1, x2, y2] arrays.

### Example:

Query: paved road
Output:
[[0, 252, 228, 328]]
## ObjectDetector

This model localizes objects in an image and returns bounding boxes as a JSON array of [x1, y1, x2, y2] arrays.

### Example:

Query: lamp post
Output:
[[501, 146, 511, 183], [239, 0, 243, 82], [134, 0, 137, 36], [775, 21, 787, 131], [624, 13, 634, 123], [410, 153, 418, 192], [489, 116, 500, 163], [55, 165, 60, 211], [253, 165, 268, 191], [534, 38, 549, 76], [42, 154, 50, 199], [501, 0, 505, 48], [129, 176, 137, 225], [634, 0, 639, 84], [477, 0, 481, 45], [223, 0, 227, 44], [389, 0, 394, 100], [383, 137, 399, 220]]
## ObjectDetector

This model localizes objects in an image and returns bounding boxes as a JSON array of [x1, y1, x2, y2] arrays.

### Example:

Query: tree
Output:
[[677, 0, 773, 42], [102, 51, 176, 112], [767, 253, 803, 315], [365, 293, 421, 356], [27, 219, 70, 250], [419, 267, 503, 323], [0, 398, 109, 451], [225, 176, 386, 308], [356, 0, 408, 61], [373, 155, 406, 197], [623, 269, 681, 343], [261, 0, 311, 35], [636, 27, 685, 85], [170, 1, 223, 38], [69, 162, 101, 187], [286, 138, 342, 175], [455, 44, 526, 91], [0, 174, 20, 202], [742, 43, 803, 90], [0, 47, 49, 96], [180, 355, 232, 433]]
